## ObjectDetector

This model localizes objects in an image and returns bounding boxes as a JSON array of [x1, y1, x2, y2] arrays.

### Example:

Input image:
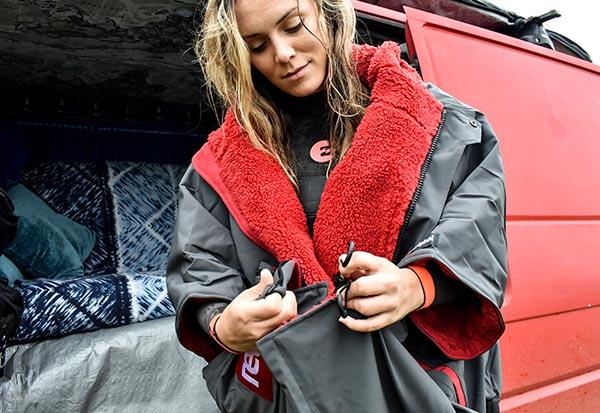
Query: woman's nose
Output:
[[273, 39, 295, 64]]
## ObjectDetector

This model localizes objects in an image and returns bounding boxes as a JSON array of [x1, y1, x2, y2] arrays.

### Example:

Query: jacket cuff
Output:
[[175, 296, 227, 362], [407, 265, 436, 309], [405, 258, 504, 360]]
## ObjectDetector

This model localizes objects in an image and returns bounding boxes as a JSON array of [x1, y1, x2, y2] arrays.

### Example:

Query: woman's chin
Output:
[[280, 82, 323, 98]]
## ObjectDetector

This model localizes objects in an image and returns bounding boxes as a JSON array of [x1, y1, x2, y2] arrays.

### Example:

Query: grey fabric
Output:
[[1, 316, 218, 413], [394, 86, 507, 411], [166, 168, 249, 354], [203, 351, 283, 413], [398, 85, 507, 309], [426, 260, 469, 306], [167, 167, 278, 357], [198, 301, 228, 334], [257, 300, 462, 413]]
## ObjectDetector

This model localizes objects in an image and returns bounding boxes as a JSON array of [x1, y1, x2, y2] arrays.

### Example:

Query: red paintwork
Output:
[[500, 306, 600, 398], [352, 2, 600, 411], [501, 369, 600, 412], [352, 0, 407, 23]]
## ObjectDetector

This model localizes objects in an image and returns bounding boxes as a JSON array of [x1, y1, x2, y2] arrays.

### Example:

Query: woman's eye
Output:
[[249, 43, 267, 53], [286, 22, 303, 33]]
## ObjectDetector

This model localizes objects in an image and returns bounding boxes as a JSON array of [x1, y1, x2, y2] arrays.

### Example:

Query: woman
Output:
[[167, 0, 507, 411]]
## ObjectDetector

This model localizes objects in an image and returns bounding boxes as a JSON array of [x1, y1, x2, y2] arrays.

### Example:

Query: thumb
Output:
[[238, 269, 275, 301], [253, 269, 274, 293]]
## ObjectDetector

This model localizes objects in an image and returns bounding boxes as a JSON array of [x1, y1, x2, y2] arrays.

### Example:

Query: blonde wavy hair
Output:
[[196, 0, 368, 185]]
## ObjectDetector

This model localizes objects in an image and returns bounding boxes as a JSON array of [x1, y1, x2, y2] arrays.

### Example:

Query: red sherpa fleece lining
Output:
[[195, 110, 328, 290], [191, 42, 501, 359], [177, 296, 221, 362], [411, 298, 505, 360]]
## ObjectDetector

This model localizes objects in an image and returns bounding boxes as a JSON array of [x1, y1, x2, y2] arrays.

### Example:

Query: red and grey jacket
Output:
[[167, 41, 507, 410]]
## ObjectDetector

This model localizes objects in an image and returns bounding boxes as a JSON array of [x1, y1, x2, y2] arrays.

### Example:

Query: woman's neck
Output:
[[274, 89, 328, 117]]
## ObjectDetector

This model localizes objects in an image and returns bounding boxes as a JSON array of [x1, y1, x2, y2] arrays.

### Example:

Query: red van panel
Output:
[[402, 6, 600, 411]]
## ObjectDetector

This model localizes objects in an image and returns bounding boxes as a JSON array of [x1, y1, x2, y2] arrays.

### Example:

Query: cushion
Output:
[[22, 162, 117, 275], [0, 255, 24, 285], [109, 162, 186, 274], [13, 271, 174, 343], [4, 184, 96, 279]]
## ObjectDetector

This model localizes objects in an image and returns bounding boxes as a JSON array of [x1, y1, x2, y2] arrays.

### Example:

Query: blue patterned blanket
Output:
[[13, 162, 185, 343]]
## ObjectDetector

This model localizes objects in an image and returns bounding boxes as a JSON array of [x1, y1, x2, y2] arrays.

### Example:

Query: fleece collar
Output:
[[192, 42, 443, 293]]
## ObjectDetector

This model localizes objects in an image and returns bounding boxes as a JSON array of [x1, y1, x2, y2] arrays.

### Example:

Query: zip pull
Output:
[[335, 241, 355, 318]]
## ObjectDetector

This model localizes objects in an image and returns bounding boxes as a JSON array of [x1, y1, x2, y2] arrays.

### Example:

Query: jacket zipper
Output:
[[393, 109, 447, 263]]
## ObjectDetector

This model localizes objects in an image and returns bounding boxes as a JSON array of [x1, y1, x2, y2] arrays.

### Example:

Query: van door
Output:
[[404, 7, 600, 412]]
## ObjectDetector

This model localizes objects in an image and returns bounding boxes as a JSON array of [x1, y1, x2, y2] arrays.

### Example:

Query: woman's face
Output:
[[235, 0, 328, 97]]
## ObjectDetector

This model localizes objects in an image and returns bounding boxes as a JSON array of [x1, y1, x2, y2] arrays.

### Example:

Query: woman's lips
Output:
[[283, 62, 309, 81]]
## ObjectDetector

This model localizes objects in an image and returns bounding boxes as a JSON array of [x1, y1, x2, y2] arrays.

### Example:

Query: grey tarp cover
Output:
[[1, 317, 218, 412]]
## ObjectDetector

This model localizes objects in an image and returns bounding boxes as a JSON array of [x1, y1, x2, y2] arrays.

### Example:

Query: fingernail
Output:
[[339, 254, 347, 265]]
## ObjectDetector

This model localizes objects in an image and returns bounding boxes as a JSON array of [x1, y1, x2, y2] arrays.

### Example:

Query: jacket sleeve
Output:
[[399, 111, 508, 360], [166, 166, 248, 361]]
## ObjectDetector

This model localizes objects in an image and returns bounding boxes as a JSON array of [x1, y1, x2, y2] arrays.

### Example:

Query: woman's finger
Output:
[[338, 250, 384, 279], [345, 294, 392, 317], [254, 292, 297, 331], [280, 290, 298, 320], [338, 311, 393, 333], [247, 290, 283, 320], [345, 273, 387, 299], [244, 269, 275, 299]]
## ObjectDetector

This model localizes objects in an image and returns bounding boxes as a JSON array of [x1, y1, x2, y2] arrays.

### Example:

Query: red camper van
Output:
[[1, 1, 598, 411]]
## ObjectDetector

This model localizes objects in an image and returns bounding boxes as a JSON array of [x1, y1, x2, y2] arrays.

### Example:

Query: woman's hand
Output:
[[214, 269, 297, 353], [337, 251, 424, 332]]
